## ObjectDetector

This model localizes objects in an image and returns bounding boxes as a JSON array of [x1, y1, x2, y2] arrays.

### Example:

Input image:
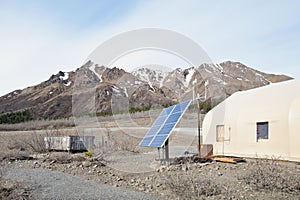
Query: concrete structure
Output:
[[44, 135, 95, 152], [202, 80, 300, 162]]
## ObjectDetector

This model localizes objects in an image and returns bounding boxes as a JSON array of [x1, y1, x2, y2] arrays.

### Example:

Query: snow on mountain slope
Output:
[[0, 60, 292, 120]]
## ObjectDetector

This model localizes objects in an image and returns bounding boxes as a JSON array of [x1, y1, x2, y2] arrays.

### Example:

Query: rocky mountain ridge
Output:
[[0, 61, 292, 121]]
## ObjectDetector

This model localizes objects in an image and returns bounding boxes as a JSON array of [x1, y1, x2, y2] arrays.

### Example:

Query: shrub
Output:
[[162, 171, 221, 199], [240, 158, 300, 193], [83, 151, 94, 158], [0, 109, 33, 124], [0, 167, 32, 200]]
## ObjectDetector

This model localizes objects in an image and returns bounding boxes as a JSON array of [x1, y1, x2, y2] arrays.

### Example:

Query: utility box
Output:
[[44, 135, 95, 152], [199, 144, 213, 157]]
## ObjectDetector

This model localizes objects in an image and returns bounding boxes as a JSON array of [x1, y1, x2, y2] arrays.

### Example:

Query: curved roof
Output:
[[203, 79, 300, 161]]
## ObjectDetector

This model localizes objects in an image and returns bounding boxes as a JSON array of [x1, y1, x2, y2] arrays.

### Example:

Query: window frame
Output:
[[256, 121, 269, 142]]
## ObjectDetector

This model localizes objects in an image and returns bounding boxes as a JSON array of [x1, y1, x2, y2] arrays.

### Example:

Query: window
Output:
[[257, 122, 269, 141], [216, 125, 225, 142]]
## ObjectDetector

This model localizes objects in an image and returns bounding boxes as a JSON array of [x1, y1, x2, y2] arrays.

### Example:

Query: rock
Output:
[[82, 161, 91, 168], [116, 177, 123, 181], [156, 183, 162, 187], [33, 161, 40, 168], [50, 160, 56, 164], [157, 166, 167, 172], [182, 165, 188, 171]]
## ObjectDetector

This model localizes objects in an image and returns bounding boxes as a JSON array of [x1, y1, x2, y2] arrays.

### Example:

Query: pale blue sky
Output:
[[0, 0, 299, 95]]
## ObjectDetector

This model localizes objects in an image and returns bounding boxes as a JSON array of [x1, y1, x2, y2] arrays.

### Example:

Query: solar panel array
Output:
[[139, 100, 192, 147]]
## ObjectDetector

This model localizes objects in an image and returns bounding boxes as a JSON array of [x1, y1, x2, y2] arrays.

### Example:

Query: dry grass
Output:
[[0, 167, 32, 200], [0, 129, 77, 156], [0, 118, 75, 131], [109, 133, 141, 153], [95, 128, 142, 154], [47, 152, 86, 164], [240, 158, 300, 193], [0, 111, 154, 131], [161, 171, 221, 199]]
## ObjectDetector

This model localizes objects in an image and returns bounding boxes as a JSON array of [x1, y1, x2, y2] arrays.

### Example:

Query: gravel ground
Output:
[[2, 155, 300, 200], [4, 168, 161, 200]]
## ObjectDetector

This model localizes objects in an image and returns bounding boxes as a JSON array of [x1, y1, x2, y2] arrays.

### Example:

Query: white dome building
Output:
[[203, 80, 300, 161]]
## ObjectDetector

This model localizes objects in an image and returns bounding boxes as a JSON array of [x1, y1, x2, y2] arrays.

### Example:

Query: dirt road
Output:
[[5, 168, 160, 200]]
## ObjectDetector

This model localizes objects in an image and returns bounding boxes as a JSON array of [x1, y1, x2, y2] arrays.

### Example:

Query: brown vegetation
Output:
[[240, 158, 300, 193], [0, 167, 32, 200]]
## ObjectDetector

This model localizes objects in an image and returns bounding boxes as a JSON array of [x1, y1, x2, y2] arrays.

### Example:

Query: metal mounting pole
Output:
[[195, 83, 206, 158], [165, 138, 169, 162], [197, 99, 201, 157]]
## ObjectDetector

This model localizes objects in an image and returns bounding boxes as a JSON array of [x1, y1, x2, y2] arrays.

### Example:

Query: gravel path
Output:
[[5, 168, 161, 200]]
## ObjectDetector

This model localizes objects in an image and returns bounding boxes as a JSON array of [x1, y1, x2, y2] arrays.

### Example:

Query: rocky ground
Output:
[[1, 151, 300, 200]]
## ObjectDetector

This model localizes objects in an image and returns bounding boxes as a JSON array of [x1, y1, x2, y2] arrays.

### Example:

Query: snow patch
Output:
[[148, 83, 155, 91], [89, 64, 102, 83], [215, 64, 223, 72], [112, 86, 120, 93], [134, 80, 142, 85], [212, 77, 227, 85], [60, 72, 69, 81], [184, 68, 195, 87], [192, 78, 197, 85], [122, 87, 128, 97], [64, 81, 72, 86], [204, 66, 212, 73]]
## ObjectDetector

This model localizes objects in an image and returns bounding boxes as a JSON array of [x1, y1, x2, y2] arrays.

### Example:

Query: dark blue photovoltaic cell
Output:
[[180, 100, 190, 109], [165, 112, 181, 124], [149, 134, 169, 147], [146, 125, 161, 136], [164, 105, 175, 115], [152, 115, 168, 126], [157, 123, 176, 135], [171, 100, 190, 114], [139, 100, 192, 147], [171, 104, 182, 113], [139, 108, 168, 146], [139, 136, 154, 146]]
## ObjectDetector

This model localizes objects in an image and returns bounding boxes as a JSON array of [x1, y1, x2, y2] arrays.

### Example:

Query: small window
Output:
[[257, 122, 269, 141], [216, 125, 225, 142]]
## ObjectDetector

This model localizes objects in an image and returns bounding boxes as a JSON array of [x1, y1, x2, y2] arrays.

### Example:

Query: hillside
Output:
[[0, 61, 292, 121]]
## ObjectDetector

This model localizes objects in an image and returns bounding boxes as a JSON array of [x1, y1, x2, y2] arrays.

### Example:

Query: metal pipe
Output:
[[197, 99, 201, 157]]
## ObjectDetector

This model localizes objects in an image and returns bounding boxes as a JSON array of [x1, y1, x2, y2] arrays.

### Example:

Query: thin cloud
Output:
[[0, 0, 299, 95]]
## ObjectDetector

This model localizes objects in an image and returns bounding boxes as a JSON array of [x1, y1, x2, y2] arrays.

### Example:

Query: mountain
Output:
[[0, 61, 292, 121]]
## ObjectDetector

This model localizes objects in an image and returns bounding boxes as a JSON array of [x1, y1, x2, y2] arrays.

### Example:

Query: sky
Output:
[[0, 0, 299, 96]]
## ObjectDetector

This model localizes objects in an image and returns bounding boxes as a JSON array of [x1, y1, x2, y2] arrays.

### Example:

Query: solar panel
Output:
[[139, 100, 192, 147]]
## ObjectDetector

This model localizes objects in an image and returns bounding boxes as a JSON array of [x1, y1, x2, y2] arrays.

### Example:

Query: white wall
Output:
[[203, 80, 300, 161]]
